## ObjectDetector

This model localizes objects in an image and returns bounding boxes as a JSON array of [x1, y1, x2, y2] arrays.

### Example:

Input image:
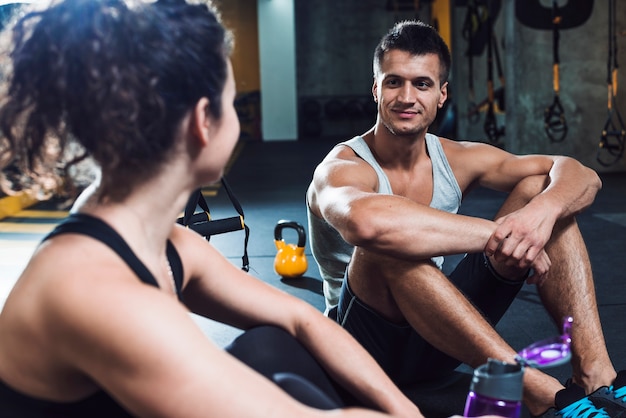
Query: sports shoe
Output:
[[589, 371, 626, 418], [534, 383, 610, 418]]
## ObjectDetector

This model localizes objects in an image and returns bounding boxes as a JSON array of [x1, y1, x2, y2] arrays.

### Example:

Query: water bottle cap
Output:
[[470, 358, 524, 401], [515, 316, 573, 369]]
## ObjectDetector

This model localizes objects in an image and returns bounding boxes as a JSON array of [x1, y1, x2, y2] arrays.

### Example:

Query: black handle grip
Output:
[[177, 212, 209, 226], [274, 220, 306, 248], [183, 216, 244, 238]]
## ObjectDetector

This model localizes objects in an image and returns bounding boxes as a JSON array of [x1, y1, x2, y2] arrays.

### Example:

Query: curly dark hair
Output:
[[0, 0, 233, 201]]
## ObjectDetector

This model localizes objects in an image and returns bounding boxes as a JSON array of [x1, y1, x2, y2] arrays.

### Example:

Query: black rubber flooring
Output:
[[205, 138, 626, 417]]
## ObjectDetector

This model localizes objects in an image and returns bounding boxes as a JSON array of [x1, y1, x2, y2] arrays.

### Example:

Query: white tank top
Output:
[[307, 133, 462, 312]]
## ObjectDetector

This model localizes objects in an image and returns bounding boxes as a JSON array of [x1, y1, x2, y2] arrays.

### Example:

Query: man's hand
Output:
[[484, 203, 556, 284]]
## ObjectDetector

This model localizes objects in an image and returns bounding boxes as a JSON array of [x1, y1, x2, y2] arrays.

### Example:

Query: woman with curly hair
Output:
[[0, 1, 423, 416]]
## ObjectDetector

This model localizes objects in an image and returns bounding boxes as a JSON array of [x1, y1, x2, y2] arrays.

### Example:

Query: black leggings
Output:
[[225, 325, 359, 410]]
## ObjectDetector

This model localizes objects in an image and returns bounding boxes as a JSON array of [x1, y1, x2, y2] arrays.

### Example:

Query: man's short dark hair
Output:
[[373, 20, 451, 85]]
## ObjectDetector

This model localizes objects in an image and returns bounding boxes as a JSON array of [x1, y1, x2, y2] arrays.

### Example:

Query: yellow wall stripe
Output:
[[10, 210, 68, 219], [0, 193, 39, 220], [0, 223, 57, 234]]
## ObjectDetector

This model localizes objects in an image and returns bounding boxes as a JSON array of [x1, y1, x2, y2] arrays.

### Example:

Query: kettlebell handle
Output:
[[274, 220, 306, 248]]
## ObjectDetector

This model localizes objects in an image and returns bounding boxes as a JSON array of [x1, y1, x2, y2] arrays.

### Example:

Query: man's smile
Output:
[[392, 108, 419, 118]]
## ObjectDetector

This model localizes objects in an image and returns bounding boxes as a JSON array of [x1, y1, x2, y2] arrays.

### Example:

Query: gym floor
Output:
[[1, 138, 625, 417]]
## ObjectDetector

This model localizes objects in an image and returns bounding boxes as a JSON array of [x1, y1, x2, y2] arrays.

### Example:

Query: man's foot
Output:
[[534, 384, 610, 418], [588, 371, 626, 418]]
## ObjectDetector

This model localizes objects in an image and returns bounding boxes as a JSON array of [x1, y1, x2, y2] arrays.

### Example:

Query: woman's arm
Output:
[[41, 236, 399, 418], [176, 227, 422, 417]]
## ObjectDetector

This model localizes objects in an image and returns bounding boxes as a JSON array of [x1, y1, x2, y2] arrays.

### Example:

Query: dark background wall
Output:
[[295, 0, 437, 141], [452, 1, 626, 173], [220, 0, 626, 173]]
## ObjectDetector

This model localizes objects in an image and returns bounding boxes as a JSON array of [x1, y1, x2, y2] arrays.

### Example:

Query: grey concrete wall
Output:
[[296, 1, 429, 96], [295, 0, 431, 139], [453, 1, 625, 173]]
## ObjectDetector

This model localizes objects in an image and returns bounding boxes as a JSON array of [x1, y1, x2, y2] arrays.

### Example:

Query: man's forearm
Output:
[[341, 195, 497, 260], [541, 157, 602, 219]]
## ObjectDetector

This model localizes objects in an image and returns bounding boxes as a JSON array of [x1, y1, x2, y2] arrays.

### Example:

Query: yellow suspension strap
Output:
[[597, 0, 625, 167], [544, 0, 567, 143]]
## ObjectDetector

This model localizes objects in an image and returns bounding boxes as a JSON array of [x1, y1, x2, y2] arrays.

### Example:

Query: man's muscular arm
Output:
[[478, 153, 601, 281], [310, 145, 497, 261]]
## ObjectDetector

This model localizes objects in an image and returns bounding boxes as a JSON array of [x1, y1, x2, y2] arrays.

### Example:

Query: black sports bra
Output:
[[0, 383, 134, 418], [45, 213, 185, 299], [0, 213, 186, 417]]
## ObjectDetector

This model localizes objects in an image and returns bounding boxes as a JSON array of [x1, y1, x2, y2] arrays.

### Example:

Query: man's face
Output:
[[373, 50, 447, 137]]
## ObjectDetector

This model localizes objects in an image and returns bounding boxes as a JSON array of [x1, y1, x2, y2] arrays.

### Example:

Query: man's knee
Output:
[[495, 174, 551, 220], [512, 174, 550, 203], [351, 251, 439, 283], [382, 258, 443, 288]]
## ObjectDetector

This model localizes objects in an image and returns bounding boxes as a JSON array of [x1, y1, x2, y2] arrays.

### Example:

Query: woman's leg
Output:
[[225, 325, 351, 410]]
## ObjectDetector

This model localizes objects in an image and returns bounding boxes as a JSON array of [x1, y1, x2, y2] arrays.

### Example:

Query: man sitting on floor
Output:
[[306, 20, 625, 418]]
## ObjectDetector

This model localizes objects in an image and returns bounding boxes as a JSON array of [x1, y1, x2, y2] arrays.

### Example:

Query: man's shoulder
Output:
[[335, 135, 366, 151], [437, 137, 497, 156], [321, 136, 367, 161]]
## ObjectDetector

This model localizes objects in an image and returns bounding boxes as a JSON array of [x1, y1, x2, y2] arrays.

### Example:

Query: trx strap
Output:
[[177, 177, 250, 271], [597, 0, 625, 167], [467, 43, 480, 125], [463, 0, 504, 140], [462, 0, 486, 125], [544, 0, 567, 143], [483, 2, 505, 145]]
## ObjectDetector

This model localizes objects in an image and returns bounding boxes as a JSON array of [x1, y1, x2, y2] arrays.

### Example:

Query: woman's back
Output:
[[0, 0, 243, 413]]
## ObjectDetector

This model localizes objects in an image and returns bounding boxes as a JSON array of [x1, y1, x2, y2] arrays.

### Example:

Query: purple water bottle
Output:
[[463, 358, 523, 418]]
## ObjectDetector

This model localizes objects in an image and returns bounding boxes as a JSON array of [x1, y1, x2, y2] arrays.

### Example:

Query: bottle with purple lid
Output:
[[464, 317, 573, 418]]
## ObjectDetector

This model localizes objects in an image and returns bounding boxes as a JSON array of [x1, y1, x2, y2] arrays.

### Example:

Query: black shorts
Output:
[[335, 253, 524, 388]]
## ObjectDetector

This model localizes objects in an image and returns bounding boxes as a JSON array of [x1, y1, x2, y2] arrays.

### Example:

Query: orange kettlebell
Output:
[[274, 220, 308, 278]]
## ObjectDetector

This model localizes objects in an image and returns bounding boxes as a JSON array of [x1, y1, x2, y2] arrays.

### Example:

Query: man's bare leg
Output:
[[490, 175, 616, 392], [349, 252, 563, 415], [540, 216, 616, 391], [348, 173, 618, 414]]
